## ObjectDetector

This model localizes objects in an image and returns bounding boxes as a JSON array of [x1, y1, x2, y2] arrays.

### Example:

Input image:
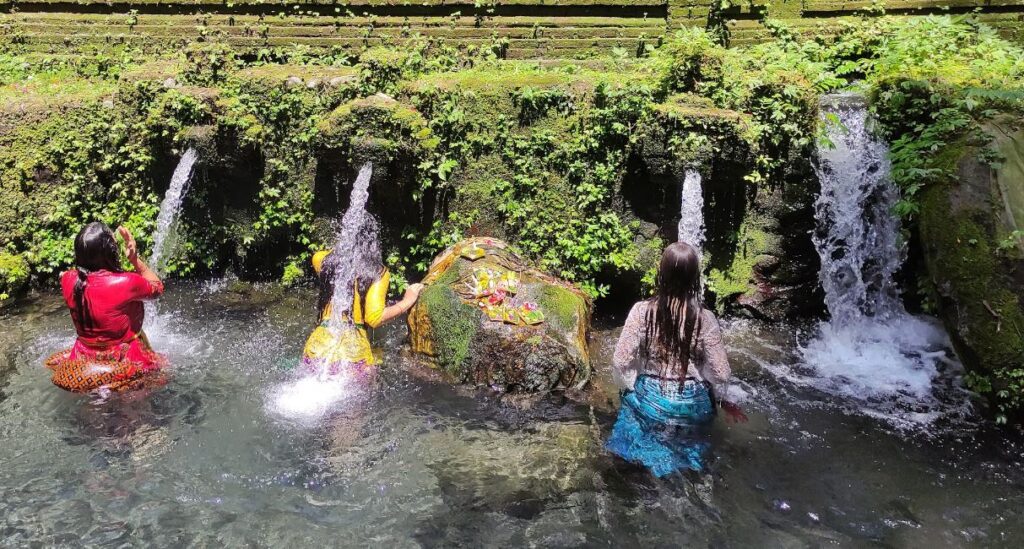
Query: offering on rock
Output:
[[407, 236, 592, 392], [466, 267, 520, 299], [460, 243, 486, 261], [519, 305, 545, 326]]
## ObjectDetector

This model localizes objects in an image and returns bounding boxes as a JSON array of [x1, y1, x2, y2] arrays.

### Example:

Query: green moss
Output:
[[536, 285, 582, 332], [0, 73, 116, 107], [234, 65, 356, 86], [920, 181, 1024, 373], [406, 63, 655, 100], [707, 225, 777, 307], [318, 93, 436, 158], [421, 265, 479, 377]]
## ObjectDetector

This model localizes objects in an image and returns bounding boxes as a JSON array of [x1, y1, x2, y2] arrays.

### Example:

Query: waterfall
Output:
[[149, 147, 199, 275], [328, 162, 378, 329], [677, 169, 705, 253], [812, 95, 905, 324], [790, 93, 965, 428]]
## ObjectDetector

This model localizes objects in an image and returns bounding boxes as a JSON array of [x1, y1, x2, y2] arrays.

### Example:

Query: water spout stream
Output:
[[267, 162, 377, 420], [149, 147, 199, 276], [142, 147, 201, 353], [328, 162, 375, 330], [677, 169, 705, 253]]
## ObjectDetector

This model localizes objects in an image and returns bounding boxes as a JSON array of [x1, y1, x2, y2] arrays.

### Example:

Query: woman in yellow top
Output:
[[302, 219, 423, 377]]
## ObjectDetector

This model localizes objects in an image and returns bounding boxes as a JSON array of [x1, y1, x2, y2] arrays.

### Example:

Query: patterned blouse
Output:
[[612, 300, 732, 400]]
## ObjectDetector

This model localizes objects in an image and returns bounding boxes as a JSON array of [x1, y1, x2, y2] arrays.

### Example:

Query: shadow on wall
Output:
[[701, 156, 749, 282], [176, 139, 270, 276]]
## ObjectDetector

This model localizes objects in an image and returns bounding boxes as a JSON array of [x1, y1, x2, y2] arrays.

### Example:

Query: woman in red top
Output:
[[46, 222, 167, 393]]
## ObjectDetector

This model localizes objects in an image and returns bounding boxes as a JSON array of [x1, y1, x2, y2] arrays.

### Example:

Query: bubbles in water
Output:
[[142, 308, 204, 362], [678, 169, 705, 253], [794, 317, 963, 428], [200, 276, 235, 294]]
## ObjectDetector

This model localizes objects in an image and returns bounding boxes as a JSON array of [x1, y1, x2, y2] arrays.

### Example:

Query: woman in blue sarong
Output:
[[607, 242, 747, 477]]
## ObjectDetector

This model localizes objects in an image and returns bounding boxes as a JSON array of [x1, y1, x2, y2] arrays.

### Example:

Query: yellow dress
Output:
[[302, 250, 390, 367]]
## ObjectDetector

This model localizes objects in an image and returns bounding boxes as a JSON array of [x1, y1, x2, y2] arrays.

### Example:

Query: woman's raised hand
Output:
[[116, 226, 139, 262]]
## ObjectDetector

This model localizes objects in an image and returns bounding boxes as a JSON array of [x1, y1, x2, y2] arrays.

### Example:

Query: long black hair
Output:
[[316, 215, 384, 322], [72, 222, 123, 328], [644, 241, 703, 378]]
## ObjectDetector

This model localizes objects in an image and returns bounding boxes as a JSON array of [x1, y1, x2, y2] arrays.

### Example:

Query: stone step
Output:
[[0, 13, 665, 28], [1, 21, 663, 39]]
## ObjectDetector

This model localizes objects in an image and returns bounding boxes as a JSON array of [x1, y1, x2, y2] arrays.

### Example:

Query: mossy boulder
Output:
[[919, 124, 1024, 407], [407, 237, 592, 392]]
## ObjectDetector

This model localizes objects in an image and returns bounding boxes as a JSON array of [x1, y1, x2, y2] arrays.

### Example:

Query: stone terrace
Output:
[[1, 0, 1024, 58]]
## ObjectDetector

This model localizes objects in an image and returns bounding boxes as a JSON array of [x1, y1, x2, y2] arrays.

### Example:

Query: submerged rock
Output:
[[407, 238, 592, 392]]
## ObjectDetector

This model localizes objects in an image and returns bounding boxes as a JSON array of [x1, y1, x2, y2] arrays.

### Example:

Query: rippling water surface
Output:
[[2, 283, 1023, 547]]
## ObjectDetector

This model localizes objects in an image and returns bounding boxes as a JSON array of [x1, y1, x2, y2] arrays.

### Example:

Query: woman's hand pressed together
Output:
[[117, 225, 162, 288]]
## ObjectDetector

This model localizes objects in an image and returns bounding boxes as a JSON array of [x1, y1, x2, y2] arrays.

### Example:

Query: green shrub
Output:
[[0, 252, 29, 301]]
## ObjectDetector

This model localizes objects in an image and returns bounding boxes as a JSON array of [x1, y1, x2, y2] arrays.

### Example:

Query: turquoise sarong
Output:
[[606, 375, 715, 477]]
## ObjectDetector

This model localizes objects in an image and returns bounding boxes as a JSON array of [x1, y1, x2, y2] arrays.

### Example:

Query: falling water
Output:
[[328, 162, 376, 329], [142, 148, 199, 347], [677, 169, 705, 252], [268, 162, 377, 420], [149, 147, 199, 275], [791, 94, 965, 427]]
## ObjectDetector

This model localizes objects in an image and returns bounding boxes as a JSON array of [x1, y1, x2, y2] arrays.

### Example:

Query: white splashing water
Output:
[[149, 148, 199, 276], [266, 374, 357, 424], [328, 162, 374, 329], [677, 169, 705, 253], [792, 93, 965, 428]]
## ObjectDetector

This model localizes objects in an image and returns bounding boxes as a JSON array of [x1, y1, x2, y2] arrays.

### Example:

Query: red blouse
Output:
[[60, 270, 164, 348]]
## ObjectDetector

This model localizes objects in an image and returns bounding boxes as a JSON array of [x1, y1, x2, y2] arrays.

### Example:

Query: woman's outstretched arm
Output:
[[376, 283, 424, 326], [698, 310, 747, 422]]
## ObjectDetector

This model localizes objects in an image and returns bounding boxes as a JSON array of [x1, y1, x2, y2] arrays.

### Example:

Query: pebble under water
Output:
[[2, 282, 1023, 547]]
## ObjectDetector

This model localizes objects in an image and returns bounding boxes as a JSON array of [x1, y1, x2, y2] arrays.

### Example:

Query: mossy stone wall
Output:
[[918, 138, 1024, 408], [6, 1, 1024, 60]]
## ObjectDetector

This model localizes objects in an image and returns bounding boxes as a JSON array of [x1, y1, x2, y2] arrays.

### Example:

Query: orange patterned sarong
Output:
[[45, 333, 166, 393]]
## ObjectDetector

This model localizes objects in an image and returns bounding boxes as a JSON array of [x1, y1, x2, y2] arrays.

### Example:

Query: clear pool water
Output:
[[2, 282, 1022, 547]]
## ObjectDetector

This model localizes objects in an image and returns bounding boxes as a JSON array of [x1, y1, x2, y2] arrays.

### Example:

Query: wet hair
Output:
[[72, 222, 123, 328], [644, 241, 703, 378], [316, 215, 384, 322]]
